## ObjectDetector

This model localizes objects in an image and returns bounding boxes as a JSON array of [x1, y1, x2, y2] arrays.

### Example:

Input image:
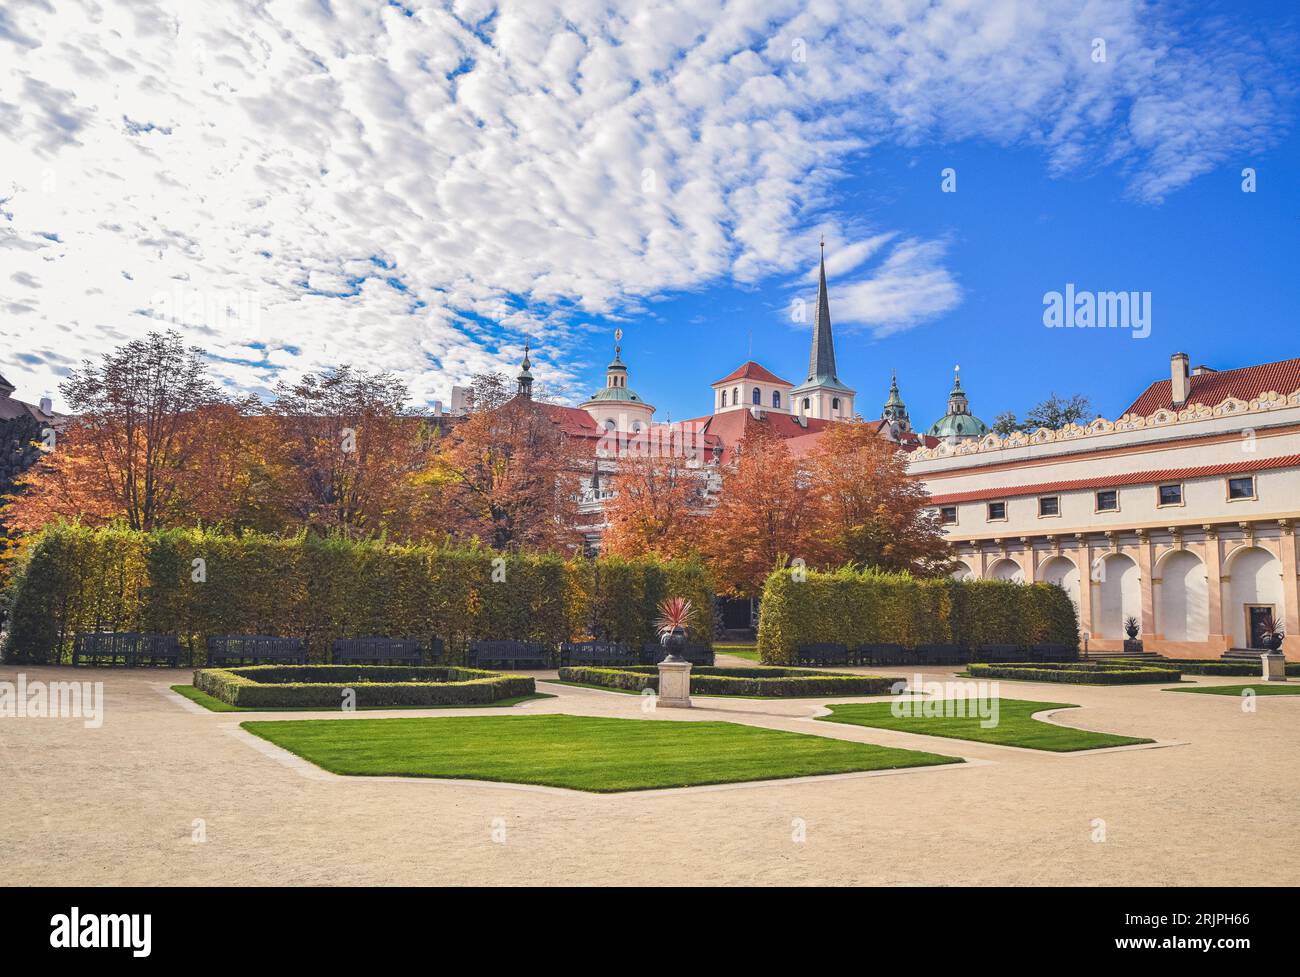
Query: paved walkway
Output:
[[1, 660, 1295, 885]]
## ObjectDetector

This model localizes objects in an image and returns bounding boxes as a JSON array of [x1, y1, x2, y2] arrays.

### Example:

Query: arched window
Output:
[[751, 387, 761, 405], [732, 387, 739, 406], [719, 390, 726, 408], [772, 390, 781, 408], [832, 397, 840, 412], [603, 419, 616, 431], [802, 398, 810, 411]]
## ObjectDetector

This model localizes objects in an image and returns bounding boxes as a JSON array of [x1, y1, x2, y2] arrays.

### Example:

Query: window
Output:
[[1157, 483, 1183, 507], [772, 390, 781, 408], [1095, 489, 1118, 512], [832, 397, 840, 412], [1038, 496, 1059, 517], [802, 397, 810, 411], [1228, 476, 1256, 500], [939, 506, 957, 525], [752, 387, 761, 405], [732, 387, 739, 406], [987, 501, 1006, 521]]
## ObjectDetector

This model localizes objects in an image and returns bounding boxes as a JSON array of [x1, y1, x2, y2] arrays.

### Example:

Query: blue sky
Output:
[[2, 0, 1297, 424], [620, 121, 1300, 427]]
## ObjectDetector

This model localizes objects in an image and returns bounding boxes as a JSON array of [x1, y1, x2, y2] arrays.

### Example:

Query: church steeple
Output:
[[516, 342, 533, 399], [807, 237, 839, 384], [882, 369, 911, 431], [790, 238, 855, 421]]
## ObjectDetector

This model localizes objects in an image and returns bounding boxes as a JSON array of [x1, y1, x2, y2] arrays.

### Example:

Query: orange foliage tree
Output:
[[805, 420, 952, 574], [422, 391, 582, 553], [599, 445, 706, 560], [698, 427, 829, 597]]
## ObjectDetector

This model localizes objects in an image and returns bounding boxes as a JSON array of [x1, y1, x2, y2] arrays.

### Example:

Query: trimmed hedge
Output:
[[1094, 657, 1300, 677], [757, 566, 1079, 665], [2, 524, 713, 664], [193, 665, 534, 708], [967, 662, 1181, 685], [558, 665, 898, 697]]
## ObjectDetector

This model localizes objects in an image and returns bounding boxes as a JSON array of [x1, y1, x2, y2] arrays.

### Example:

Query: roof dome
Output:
[[926, 412, 989, 438], [587, 385, 645, 403]]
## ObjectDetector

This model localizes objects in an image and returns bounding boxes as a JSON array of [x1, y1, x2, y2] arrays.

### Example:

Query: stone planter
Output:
[[1262, 653, 1287, 682], [656, 660, 692, 708]]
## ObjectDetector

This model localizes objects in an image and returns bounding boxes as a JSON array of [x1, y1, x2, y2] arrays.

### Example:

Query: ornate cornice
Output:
[[910, 389, 1300, 461]]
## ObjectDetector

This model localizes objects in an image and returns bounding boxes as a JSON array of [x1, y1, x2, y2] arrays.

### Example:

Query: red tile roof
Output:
[[927, 453, 1300, 506], [712, 361, 794, 386], [1123, 357, 1300, 417]]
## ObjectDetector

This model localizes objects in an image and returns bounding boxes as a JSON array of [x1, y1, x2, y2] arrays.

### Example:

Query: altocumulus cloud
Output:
[[0, 0, 1291, 407]]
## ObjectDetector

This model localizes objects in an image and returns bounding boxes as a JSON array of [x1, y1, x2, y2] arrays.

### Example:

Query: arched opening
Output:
[[732, 387, 739, 406], [832, 397, 840, 413], [772, 390, 781, 408], [1093, 553, 1140, 640], [752, 387, 761, 405], [1226, 546, 1284, 648], [988, 558, 1024, 583], [802, 397, 810, 412], [1038, 555, 1080, 614], [949, 560, 974, 582], [1158, 550, 1208, 642]]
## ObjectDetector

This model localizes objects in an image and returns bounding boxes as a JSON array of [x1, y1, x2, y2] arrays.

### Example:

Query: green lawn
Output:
[[172, 685, 552, 713], [715, 644, 760, 662], [240, 714, 962, 792], [819, 699, 1153, 752], [1165, 683, 1300, 696]]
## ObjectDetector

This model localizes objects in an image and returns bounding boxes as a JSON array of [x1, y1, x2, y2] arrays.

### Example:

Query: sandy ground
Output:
[[1, 656, 1297, 886]]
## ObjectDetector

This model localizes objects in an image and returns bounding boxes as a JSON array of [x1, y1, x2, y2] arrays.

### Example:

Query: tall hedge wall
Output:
[[1, 524, 713, 664], [756, 566, 1078, 665]]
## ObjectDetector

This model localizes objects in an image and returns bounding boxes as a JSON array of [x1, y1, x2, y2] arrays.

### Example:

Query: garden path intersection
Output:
[[0, 658, 1295, 886]]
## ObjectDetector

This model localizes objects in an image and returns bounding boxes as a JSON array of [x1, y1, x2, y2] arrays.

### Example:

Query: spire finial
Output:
[[613, 327, 623, 361]]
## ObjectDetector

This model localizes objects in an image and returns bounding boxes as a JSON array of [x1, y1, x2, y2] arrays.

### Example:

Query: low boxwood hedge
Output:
[[557, 665, 898, 697], [1093, 657, 1300, 677], [967, 662, 1181, 685], [193, 665, 534, 708]]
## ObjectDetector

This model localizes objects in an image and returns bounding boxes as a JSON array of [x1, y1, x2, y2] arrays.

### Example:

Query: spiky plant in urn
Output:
[[1122, 615, 1143, 654], [656, 597, 693, 663]]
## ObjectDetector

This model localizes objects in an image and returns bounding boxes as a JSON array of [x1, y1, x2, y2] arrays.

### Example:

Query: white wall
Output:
[[1094, 553, 1141, 639], [1158, 550, 1209, 641]]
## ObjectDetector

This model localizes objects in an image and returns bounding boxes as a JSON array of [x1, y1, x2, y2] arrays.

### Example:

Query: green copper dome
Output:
[[587, 385, 645, 403], [926, 412, 989, 438]]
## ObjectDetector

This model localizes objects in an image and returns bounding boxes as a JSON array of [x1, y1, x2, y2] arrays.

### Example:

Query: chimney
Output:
[[1170, 352, 1190, 406]]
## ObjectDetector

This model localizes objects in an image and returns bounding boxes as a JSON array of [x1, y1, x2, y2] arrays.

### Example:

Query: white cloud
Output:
[[0, 0, 1291, 409]]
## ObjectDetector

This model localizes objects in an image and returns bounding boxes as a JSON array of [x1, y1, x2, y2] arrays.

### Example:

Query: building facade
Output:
[[909, 353, 1300, 659]]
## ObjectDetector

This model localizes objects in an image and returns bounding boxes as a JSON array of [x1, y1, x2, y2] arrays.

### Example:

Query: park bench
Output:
[[1030, 642, 1074, 662], [331, 637, 432, 665], [795, 642, 851, 667], [466, 639, 553, 669], [640, 642, 715, 666], [73, 632, 182, 667], [854, 643, 907, 666], [913, 643, 966, 665], [560, 640, 636, 667], [971, 643, 1026, 663], [206, 635, 306, 666]]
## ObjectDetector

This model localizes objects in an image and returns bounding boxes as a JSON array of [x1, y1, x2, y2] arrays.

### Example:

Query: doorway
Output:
[[1246, 604, 1276, 650]]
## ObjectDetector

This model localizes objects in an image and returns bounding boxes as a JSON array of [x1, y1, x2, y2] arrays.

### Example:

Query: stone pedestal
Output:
[[656, 660, 692, 708], [1262, 652, 1287, 682]]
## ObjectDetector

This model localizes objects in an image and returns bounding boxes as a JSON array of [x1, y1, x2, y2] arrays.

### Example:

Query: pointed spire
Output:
[[808, 239, 838, 382], [883, 368, 911, 431], [516, 342, 534, 399]]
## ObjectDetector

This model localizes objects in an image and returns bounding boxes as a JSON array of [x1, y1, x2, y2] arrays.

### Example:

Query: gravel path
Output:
[[1, 661, 1295, 886]]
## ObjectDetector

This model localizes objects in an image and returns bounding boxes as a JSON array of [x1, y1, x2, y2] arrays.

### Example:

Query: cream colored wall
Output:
[[793, 389, 854, 421], [583, 402, 655, 433], [712, 382, 792, 414]]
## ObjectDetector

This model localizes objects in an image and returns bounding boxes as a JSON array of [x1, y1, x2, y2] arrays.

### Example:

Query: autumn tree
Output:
[[699, 427, 827, 597], [6, 331, 243, 533], [600, 445, 706, 559], [423, 382, 581, 553], [267, 366, 433, 537], [805, 420, 951, 574]]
